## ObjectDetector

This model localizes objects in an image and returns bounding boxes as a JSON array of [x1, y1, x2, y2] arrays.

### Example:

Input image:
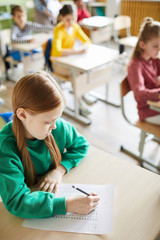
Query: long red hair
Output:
[[12, 71, 66, 186]]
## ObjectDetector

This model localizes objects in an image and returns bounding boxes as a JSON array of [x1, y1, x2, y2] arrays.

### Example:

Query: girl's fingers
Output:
[[42, 182, 50, 191], [47, 183, 55, 193], [39, 181, 45, 189]]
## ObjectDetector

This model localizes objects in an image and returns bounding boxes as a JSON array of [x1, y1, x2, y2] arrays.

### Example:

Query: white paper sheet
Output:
[[23, 183, 114, 234]]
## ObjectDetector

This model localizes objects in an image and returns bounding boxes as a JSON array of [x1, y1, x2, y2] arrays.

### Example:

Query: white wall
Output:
[[106, 0, 121, 18]]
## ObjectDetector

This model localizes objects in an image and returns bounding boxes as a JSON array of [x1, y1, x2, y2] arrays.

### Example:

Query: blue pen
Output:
[[72, 185, 90, 196]]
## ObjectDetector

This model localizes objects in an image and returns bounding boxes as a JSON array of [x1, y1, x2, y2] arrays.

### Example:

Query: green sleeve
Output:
[[56, 119, 89, 172], [0, 139, 66, 218]]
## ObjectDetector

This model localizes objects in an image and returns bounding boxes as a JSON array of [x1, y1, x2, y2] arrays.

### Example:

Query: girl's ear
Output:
[[139, 40, 145, 50], [16, 108, 27, 121]]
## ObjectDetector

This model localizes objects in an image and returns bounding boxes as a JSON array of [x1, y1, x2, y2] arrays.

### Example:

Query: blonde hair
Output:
[[12, 71, 66, 186], [132, 17, 160, 59]]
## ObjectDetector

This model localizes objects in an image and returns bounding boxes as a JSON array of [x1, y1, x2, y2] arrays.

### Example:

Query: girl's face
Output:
[[140, 36, 160, 60], [17, 104, 64, 140], [62, 14, 75, 28]]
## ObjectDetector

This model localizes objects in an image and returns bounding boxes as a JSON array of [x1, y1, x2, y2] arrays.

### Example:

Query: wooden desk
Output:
[[10, 33, 52, 53], [147, 100, 160, 113], [51, 44, 118, 124], [0, 146, 160, 240], [79, 16, 113, 44], [9, 33, 52, 77]]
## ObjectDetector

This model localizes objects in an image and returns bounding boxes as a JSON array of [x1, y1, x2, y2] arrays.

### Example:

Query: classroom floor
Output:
[[0, 41, 160, 175]]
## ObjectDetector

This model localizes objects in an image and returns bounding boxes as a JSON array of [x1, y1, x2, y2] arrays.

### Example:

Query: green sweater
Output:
[[0, 118, 89, 218]]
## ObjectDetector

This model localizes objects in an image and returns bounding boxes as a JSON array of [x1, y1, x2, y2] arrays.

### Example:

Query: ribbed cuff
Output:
[[61, 160, 73, 173], [52, 197, 66, 215]]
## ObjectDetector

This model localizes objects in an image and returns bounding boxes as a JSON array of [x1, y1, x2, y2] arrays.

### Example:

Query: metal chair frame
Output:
[[120, 77, 160, 174]]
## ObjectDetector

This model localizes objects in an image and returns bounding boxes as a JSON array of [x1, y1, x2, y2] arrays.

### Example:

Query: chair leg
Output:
[[138, 130, 146, 158]]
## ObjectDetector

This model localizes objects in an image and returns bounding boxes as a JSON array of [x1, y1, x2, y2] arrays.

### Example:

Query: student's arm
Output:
[[50, 28, 86, 57], [54, 118, 89, 173], [75, 23, 91, 44], [30, 21, 53, 33], [34, 0, 53, 18], [128, 60, 160, 102], [0, 139, 66, 218]]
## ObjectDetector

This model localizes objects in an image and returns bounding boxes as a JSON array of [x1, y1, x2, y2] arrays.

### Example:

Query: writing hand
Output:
[[66, 193, 100, 214]]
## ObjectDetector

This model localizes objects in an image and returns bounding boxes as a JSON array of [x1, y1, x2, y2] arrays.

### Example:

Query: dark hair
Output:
[[11, 5, 25, 16], [132, 17, 160, 59], [59, 4, 73, 17]]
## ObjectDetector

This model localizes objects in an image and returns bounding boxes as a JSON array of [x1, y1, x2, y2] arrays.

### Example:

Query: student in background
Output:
[[9, 5, 53, 63], [0, 71, 99, 218], [51, 4, 91, 58], [128, 17, 160, 125], [11, 5, 53, 43], [51, 4, 96, 116], [33, 0, 62, 25], [73, 0, 91, 22]]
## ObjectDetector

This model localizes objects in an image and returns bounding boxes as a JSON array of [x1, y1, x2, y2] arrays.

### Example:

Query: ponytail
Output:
[[131, 17, 160, 59], [13, 114, 36, 186]]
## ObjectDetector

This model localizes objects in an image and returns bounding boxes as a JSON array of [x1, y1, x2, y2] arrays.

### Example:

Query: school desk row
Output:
[[9, 31, 118, 124], [0, 145, 160, 240]]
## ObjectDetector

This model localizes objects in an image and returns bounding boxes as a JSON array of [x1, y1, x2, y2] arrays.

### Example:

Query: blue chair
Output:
[[0, 111, 13, 130]]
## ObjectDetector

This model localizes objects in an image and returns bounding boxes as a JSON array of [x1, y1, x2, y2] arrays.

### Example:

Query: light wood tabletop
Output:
[[10, 33, 52, 52], [0, 146, 160, 240], [147, 100, 160, 108], [79, 16, 113, 29], [51, 44, 118, 72]]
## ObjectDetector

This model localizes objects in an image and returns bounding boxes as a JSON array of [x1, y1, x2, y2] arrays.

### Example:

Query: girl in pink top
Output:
[[128, 17, 160, 125]]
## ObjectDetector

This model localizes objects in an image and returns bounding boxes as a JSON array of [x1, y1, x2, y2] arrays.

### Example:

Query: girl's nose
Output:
[[50, 121, 56, 130]]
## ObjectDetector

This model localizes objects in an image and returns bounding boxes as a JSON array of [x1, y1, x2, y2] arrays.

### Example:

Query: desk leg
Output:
[[63, 69, 91, 125], [90, 84, 121, 108]]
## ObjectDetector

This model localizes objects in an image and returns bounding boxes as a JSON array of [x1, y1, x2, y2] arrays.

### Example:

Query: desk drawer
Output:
[[73, 63, 112, 97], [91, 26, 112, 44]]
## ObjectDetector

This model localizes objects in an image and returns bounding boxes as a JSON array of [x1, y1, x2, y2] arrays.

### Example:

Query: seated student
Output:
[[10, 5, 53, 62], [0, 71, 99, 218], [51, 4, 96, 116], [128, 17, 160, 125], [73, 0, 91, 22]]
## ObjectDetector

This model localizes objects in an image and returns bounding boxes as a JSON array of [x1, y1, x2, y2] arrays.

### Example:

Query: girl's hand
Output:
[[66, 193, 100, 215], [36, 165, 66, 193]]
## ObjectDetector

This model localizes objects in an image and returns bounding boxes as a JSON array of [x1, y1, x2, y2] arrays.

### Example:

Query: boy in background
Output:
[[10, 5, 53, 62]]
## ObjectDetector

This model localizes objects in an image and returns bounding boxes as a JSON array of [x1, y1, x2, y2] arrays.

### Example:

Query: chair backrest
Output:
[[120, 77, 133, 125], [0, 29, 11, 56], [120, 76, 131, 97], [113, 16, 131, 31], [0, 29, 11, 45]]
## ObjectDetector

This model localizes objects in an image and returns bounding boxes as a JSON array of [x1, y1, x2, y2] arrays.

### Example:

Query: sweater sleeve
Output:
[[59, 120, 89, 172], [75, 23, 91, 44], [128, 60, 160, 102], [50, 27, 63, 57], [30, 21, 53, 33], [0, 139, 66, 218]]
